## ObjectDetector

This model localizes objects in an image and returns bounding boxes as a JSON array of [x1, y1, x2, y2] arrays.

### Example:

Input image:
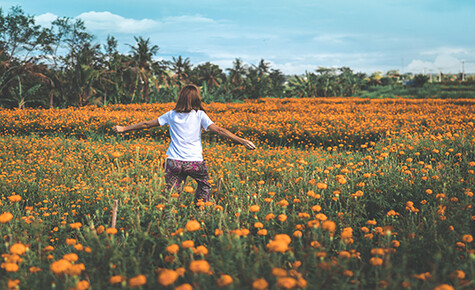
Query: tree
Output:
[[191, 62, 225, 89]]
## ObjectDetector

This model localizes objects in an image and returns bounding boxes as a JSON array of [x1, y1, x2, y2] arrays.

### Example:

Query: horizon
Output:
[[2, 0, 474, 75]]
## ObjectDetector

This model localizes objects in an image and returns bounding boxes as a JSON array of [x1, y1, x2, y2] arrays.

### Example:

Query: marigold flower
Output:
[[157, 269, 178, 286], [369, 257, 383, 266], [250, 205, 260, 212], [266, 240, 289, 253], [185, 220, 201, 232], [175, 283, 193, 290], [272, 267, 287, 277], [252, 278, 268, 290], [433, 284, 454, 290], [276, 277, 297, 289], [96, 225, 105, 234], [265, 213, 275, 221], [462, 234, 473, 243], [69, 222, 82, 229], [257, 229, 268, 236], [1, 262, 19, 272], [67, 263, 85, 276], [29, 266, 42, 273], [66, 238, 77, 246], [166, 244, 180, 254], [63, 253, 79, 262], [0, 212, 14, 223], [293, 230, 302, 238], [182, 240, 195, 249], [184, 186, 194, 193], [189, 260, 211, 274], [110, 275, 126, 284], [9, 243, 27, 255], [75, 280, 90, 290], [106, 227, 118, 235], [7, 279, 20, 289], [311, 205, 322, 212], [278, 214, 287, 222], [8, 195, 21, 202], [343, 270, 354, 277], [128, 274, 147, 288], [321, 220, 336, 233], [217, 274, 233, 287], [50, 259, 72, 275], [316, 182, 327, 189], [193, 245, 208, 255]]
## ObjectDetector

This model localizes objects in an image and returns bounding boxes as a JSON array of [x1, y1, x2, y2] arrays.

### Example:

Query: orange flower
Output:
[[252, 278, 269, 290], [250, 205, 260, 212], [74, 280, 90, 290], [106, 227, 118, 235], [189, 260, 211, 274], [217, 274, 233, 287], [193, 245, 209, 255], [181, 240, 195, 249], [340, 227, 353, 240], [29, 266, 42, 273], [276, 277, 297, 289], [157, 269, 178, 286], [311, 205, 322, 212], [271, 267, 287, 277], [266, 240, 289, 253], [1, 262, 19, 272], [128, 274, 147, 288], [184, 186, 194, 193], [293, 230, 302, 238], [316, 182, 327, 189], [9, 243, 27, 255], [369, 257, 383, 266], [69, 222, 82, 229], [433, 284, 454, 290], [278, 214, 287, 222], [166, 244, 180, 254], [175, 283, 193, 290], [66, 238, 77, 246], [110, 151, 123, 158], [110, 275, 126, 284], [63, 253, 79, 262], [7, 279, 20, 289], [96, 225, 105, 234], [257, 229, 268, 236], [462, 234, 473, 243], [185, 220, 201, 232], [321, 220, 336, 233], [50, 259, 72, 275], [8, 195, 21, 202], [265, 213, 275, 221], [0, 212, 14, 223]]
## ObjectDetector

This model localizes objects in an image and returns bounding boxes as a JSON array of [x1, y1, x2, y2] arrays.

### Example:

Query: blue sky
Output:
[[2, 0, 474, 74]]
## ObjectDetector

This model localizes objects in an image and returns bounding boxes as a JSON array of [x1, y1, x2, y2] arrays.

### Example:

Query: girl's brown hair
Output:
[[173, 84, 205, 113]]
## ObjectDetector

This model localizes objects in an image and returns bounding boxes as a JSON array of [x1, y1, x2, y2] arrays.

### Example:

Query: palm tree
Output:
[[191, 62, 225, 89], [170, 56, 192, 84], [128, 36, 160, 103]]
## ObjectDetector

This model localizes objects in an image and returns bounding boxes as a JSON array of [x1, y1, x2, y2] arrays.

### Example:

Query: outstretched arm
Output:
[[208, 123, 256, 150], [113, 119, 159, 133]]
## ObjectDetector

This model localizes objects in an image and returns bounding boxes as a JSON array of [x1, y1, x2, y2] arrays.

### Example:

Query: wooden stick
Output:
[[111, 199, 118, 228]]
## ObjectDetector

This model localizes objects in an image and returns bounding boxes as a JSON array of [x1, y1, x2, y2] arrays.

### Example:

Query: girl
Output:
[[113, 84, 256, 205]]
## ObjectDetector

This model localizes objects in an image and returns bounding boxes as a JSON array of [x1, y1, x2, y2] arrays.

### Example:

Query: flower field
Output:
[[0, 97, 474, 289]]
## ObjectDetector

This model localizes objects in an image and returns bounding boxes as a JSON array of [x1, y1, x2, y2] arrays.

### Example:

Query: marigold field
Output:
[[0, 97, 474, 289]]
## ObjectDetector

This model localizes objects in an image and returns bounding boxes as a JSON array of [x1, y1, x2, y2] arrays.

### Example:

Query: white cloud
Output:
[[35, 12, 58, 27], [77, 11, 158, 34], [407, 54, 463, 74]]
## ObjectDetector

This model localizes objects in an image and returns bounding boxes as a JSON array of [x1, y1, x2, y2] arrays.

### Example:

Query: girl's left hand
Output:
[[113, 125, 125, 133]]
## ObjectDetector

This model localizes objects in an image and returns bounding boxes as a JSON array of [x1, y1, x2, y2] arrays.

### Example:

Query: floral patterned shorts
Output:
[[165, 159, 211, 203]]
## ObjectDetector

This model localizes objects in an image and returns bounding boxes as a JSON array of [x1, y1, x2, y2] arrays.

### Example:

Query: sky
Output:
[[2, 0, 474, 75]]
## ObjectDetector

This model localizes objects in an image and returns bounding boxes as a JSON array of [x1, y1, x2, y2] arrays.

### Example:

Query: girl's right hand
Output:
[[243, 140, 256, 150]]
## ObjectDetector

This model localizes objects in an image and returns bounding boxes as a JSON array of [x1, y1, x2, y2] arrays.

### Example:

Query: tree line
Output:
[[1, 6, 465, 109]]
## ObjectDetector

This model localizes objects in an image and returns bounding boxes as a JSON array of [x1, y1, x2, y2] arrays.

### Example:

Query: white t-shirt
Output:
[[158, 110, 214, 161]]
